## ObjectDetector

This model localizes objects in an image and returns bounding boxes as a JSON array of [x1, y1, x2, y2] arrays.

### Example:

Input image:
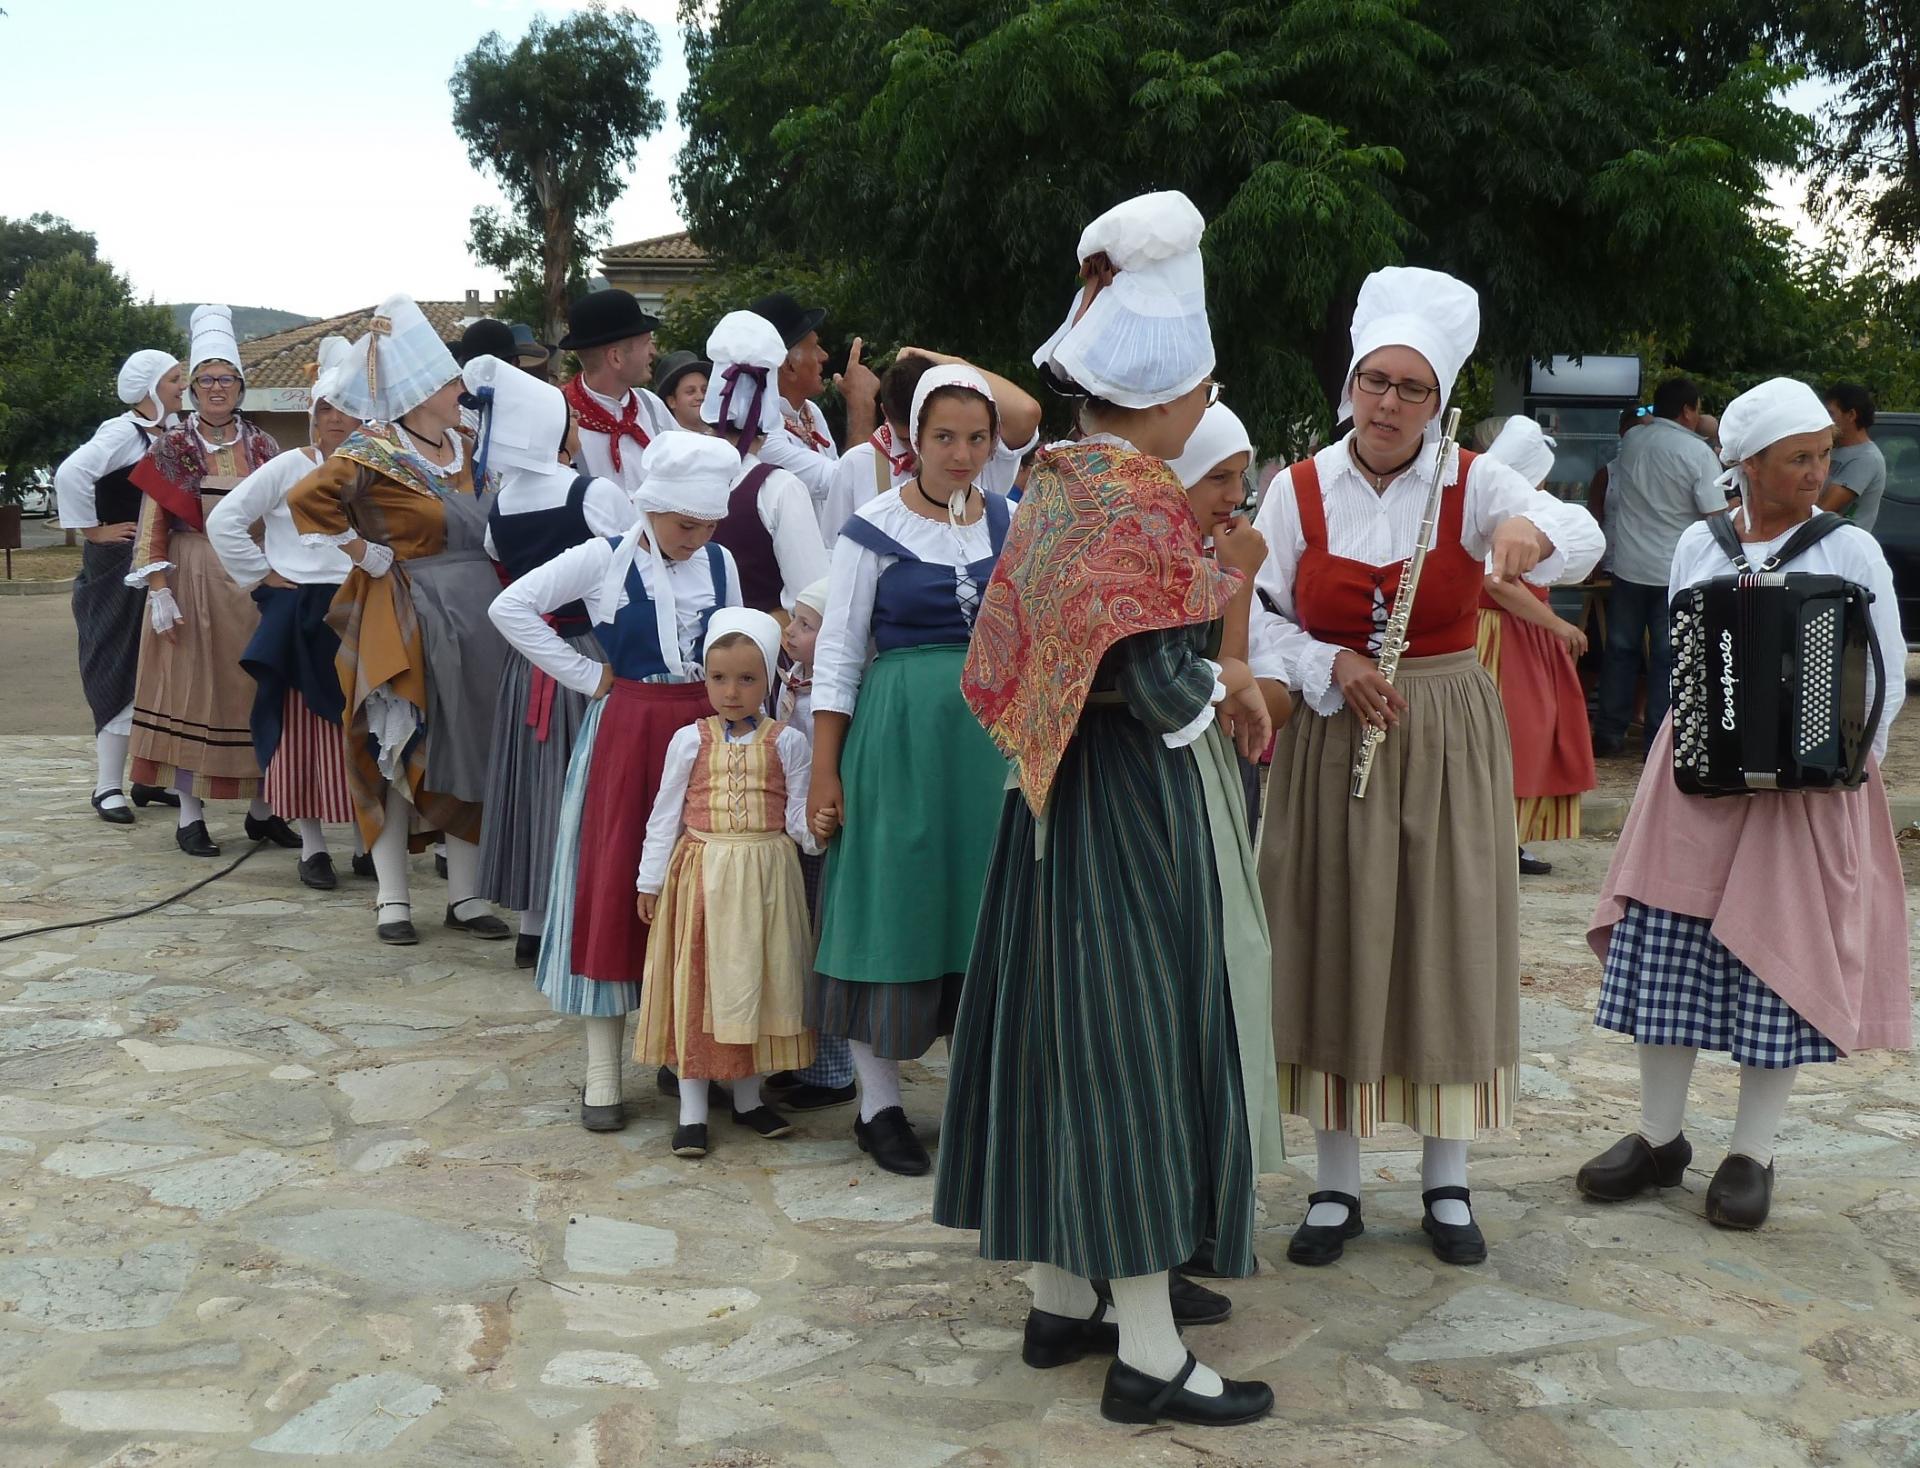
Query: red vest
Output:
[[1290, 449, 1483, 657]]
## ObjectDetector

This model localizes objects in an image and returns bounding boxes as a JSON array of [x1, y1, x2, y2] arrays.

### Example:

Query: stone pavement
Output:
[[0, 736, 1917, 1468]]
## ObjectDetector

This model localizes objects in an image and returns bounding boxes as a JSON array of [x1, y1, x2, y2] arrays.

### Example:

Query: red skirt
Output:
[[569, 678, 715, 983], [263, 691, 354, 823], [1478, 602, 1594, 800]]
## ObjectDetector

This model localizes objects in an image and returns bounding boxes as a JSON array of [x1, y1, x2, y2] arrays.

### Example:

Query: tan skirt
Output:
[[1260, 649, 1518, 1100], [129, 529, 263, 799]]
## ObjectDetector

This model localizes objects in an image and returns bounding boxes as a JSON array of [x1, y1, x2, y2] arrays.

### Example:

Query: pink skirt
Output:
[[263, 691, 354, 823], [1589, 718, 1910, 1056]]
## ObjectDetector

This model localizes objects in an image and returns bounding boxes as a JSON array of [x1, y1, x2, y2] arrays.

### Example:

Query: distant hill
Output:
[[166, 304, 317, 342]]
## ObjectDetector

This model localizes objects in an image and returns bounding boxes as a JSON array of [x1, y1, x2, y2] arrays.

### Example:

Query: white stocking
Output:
[[1029, 1263, 1100, 1319], [1637, 1043, 1699, 1147], [94, 727, 130, 805], [1109, 1273, 1221, 1397], [679, 1072, 711, 1127], [848, 1040, 903, 1123], [582, 1015, 625, 1108], [444, 836, 487, 918], [177, 792, 205, 829], [1730, 1064, 1797, 1165], [1421, 1137, 1471, 1225], [370, 786, 413, 909], [296, 819, 326, 860], [1307, 1128, 1361, 1227], [520, 902, 546, 938], [730, 1075, 763, 1114]]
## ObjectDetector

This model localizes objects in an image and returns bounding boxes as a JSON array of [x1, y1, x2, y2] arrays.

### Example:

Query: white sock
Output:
[[1109, 1273, 1221, 1397], [444, 836, 488, 918], [1729, 1064, 1797, 1165], [730, 1075, 763, 1114], [94, 728, 130, 804], [1030, 1263, 1100, 1319], [296, 819, 326, 860], [176, 793, 204, 829], [1637, 1043, 1699, 1147], [1422, 1137, 1472, 1226], [371, 788, 413, 909], [583, 1015, 625, 1108], [679, 1073, 711, 1127], [520, 903, 546, 939], [849, 1040, 903, 1123], [1307, 1127, 1361, 1227], [248, 796, 272, 821]]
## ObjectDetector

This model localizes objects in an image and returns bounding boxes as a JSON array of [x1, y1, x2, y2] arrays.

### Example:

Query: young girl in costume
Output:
[[634, 608, 820, 1158]]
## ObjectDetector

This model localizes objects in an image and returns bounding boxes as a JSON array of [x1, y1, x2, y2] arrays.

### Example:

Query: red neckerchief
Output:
[[783, 403, 832, 452], [871, 423, 916, 476], [564, 376, 650, 471]]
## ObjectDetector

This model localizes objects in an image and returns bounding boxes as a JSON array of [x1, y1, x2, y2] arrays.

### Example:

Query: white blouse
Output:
[[1249, 434, 1604, 715], [757, 399, 841, 514], [819, 429, 1038, 544], [811, 491, 997, 717], [1669, 516, 1906, 762], [734, 453, 831, 610], [636, 719, 821, 892], [206, 447, 352, 589], [54, 413, 162, 528], [480, 466, 633, 560], [487, 535, 742, 695]]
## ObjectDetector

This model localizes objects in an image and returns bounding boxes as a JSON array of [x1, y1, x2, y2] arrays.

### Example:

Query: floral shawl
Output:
[[129, 415, 280, 530], [962, 440, 1240, 815]]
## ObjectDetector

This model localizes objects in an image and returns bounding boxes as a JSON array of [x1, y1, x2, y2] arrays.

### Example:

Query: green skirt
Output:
[[815, 643, 1008, 985]]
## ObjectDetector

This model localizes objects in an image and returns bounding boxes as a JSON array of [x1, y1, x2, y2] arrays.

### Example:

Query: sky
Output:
[[0, 0, 689, 317], [0, 3, 1846, 324]]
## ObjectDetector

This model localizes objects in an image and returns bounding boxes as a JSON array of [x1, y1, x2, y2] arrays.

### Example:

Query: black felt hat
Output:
[[654, 349, 711, 398], [558, 289, 662, 352], [509, 322, 551, 366], [748, 291, 827, 349], [453, 318, 517, 367]]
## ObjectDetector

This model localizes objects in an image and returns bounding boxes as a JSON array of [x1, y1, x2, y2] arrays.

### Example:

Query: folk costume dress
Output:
[[564, 374, 674, 499], [634, 711, 818, 1079], [1475, 575, 1594, 844], [933, 438, 1277, 1280], [808, 487, 1013, 1059], [124, 412, 282, 799]]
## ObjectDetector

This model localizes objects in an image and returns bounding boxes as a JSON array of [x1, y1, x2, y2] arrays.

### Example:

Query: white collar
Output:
[[581, 380, 637, 414]]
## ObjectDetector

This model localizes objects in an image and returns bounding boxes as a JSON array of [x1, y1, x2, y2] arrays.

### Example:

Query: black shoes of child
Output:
[[298, 853, 336, 890], [671, 1123, 708, 1157], [175, 820, 220, 858], [351, 852, 375, 879], [1287, 1191, 1365, 1266], [1101, 1354, 1274, 1428], [1421, 1186, 1488, 1265], [246, 812, 302, 848], [131, 783, 179, 809], [92, 789, 135, 825], [514, 933, 541, 970], [854, 1106, 930, 1176], [444, 903, 511, 939], [1287, 1188, 1484, 1267], [581, 1090, 625, 1133], [763, 1071, 857, 1110], [731, 1105, 794, 1139], [375, 902, 419, 946], [1518, 848, 1553, 876], [1575, 1131, 1692, 1201]]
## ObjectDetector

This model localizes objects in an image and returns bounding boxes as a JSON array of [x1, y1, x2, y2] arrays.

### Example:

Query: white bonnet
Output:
[[633, 431, 740, 521], [1168, 402, 1254, 488], [117, 349, 177, 410], [701, 310, 788, 447], [1484, 415, 1557, 488], [1342, 267, 1480, 438], [910, 364, 995, 448], [704, 606, 783, 688]]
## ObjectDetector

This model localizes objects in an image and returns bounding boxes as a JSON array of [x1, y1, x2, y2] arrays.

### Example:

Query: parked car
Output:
[[1867, 412, 1920, 646]]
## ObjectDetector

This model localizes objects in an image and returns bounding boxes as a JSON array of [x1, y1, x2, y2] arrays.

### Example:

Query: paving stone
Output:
[[771, 1166, 934, 1223], [1833, 1407, 1920, 1466], [177, 1082, 336, 1146], [1587, 1407, 1810, 1467], [0, 1241, 195, 1332], [564, 1215, 678, 1274], [1498, 1351, 1608, 1406], [0, 1094, 114, 1130], [0, 1016, 124, 1053], [48, 1388, 253, 1432], [18, 967, 153, 1002], [675, 1387, 782, 1445], [820, 1427, 969, 1468], [664, 1313, 858, 1384], [171, 1007, 336, 1059], [117, 1038, 260, 1072], [39, 1140, 205, 1179], [1617, 1335, 1802, 1395], [334, 1059, 489, 1123], [137, 1149, 311, 1218], [249, 1372, 442, 1455], [1808, 1325, 1920, 1398], [304, 999, 466, 1048], [540, 1349, 661, 1389], [554, 1283, 759, 1339], [1387, 1285, 1644, 1362], [92, 1340, 246, 1377], [243, 1208, 535, 1293]]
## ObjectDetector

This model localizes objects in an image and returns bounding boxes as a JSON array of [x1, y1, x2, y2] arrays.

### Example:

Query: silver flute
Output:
[[1350, 406, 1463, 799]]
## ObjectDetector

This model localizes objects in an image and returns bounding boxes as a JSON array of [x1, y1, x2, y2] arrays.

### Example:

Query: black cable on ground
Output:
[[0, 838, 272, 945]]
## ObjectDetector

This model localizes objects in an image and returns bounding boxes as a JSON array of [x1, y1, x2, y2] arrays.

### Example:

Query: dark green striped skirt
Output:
[[933, 684, 1256, 1280]]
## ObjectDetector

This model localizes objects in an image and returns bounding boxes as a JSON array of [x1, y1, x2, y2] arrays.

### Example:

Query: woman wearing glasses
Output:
[[124, 306, 289, 857], [1247, 268, 1601, 1268]]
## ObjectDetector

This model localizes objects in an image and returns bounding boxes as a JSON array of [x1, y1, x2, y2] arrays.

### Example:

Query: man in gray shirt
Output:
[[1595, 375, 1726, 756], [1819, 381, 1887, 532]]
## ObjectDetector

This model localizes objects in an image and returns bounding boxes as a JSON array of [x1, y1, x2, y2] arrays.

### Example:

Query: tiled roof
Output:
[[601, 230, 709, 264], [240, 300, 472, 389]]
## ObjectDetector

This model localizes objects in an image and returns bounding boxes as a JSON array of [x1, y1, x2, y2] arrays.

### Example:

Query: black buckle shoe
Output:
[[671, 1123, 709, 1157], [779, 1082, 857, 1111], [1287, 1191, 1363, 1266], [298, 853, 337, 890], [350, 852, 375, 879], [444, 902, 511, 939], [1705, 1153, 1774, 1230], [246, 812, 301, 848], [854, 1106, 930, 1176], [1100, 1353, 1274, 1427], [375, 901, 419, 946], [1022, 1298, 1118, 1369], [1576, 1132, 1692, 1202], [1421, 1186, 1488, 1265], [174, 820, 221, 858], [131, 783, 180, 808], [92, 789, 135, 826], [580, 1088, 626, 1133], [514, 933, 541, 970], [730, 1105, 795, 1139]]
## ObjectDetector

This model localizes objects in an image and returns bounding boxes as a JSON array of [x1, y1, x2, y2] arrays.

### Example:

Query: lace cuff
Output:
[[1161, 659, 1226, 750], [299, 529, 359, 548], [123, 560, 173, 587], [1298, 642, 1346, 718], [364, 684, 423, 783]]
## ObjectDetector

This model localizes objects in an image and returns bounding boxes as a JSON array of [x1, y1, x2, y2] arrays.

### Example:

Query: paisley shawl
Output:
[[334, 424, 487, 497], [962, 441, 1240, 815], [130, 416, 280, 530]]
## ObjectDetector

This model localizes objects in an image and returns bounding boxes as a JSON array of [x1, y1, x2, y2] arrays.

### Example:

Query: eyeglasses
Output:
[[193, 375, 241, 391], [1352, 369, 1437, 405], [1204, 380, 1225, 407]]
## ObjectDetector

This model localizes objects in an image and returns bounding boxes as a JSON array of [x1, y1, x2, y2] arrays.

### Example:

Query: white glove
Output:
[[148, 587, 182, 634], [357, 541, 395, 578]]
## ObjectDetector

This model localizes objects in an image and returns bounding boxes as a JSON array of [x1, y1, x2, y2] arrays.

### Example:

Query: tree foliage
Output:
[[1, 212, 97, 299], [1800, 0, 1920, 248], [0, 252, 182, 484], [452, 3, 667, 346], [675, 0, 1811, 454]]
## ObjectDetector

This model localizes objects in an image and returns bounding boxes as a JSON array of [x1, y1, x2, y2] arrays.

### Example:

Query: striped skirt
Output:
[[71, 539, 143, 733], [262, 691, 353, 822], [535, 700, 637, 1017]]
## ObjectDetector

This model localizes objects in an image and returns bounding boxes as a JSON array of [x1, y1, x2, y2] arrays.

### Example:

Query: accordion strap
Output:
[[1710, 509, 1848, 574]]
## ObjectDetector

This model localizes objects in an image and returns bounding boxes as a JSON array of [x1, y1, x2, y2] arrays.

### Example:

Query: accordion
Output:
[[1669, 513, 1885, 796]]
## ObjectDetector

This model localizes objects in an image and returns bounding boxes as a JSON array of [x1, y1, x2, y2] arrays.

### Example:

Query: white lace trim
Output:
[[123, 560, 174, 587], [299, 528, 359, 548], [1161, 659, 1226, 750], [1299, 642, 1345, 718], [365, 685, 423, 782]]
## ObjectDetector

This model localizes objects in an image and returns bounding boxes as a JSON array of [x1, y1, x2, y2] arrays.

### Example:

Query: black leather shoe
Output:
[[671, 1123, 709, 1158], [1421, 1186, 1488, 1265], [854, 1106, 930, 1176], [764, 1070, 801, 1091], [1022, 1300, 1118, 1369], [514, 933, 540, 969], [780, 1082, 857, 1111], [1100, 1353, 1274, 1427], [92, 789, 135, 826], [730, 1105, 795, 1139], [174, 820, 220, 858], [131, 783, 179, 808], [656, 1066, 679, 1097], [350, 852, 375, 878], [246, 812, 301, 848], [298, 853, 337, 890], [375, 902, 419, 946], [580, 1088, 625, 1133], [1518, 849, 1553, 876], [1094, 1272, 1229, 1327], [1287, 1191, 1363, 1266], [1177, 1236, 1259, 1279], [1705, 1153, 1773, 1230], [444, 903, 511, 939], [1576, 1132, 1692, 1202]]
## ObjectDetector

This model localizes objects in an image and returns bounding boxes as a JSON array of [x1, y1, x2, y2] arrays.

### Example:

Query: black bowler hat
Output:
[[454, 318, 517, 366], [654, 349, 711, 398], [558, 289, 662, 351], [749, 291, 826, 349]]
